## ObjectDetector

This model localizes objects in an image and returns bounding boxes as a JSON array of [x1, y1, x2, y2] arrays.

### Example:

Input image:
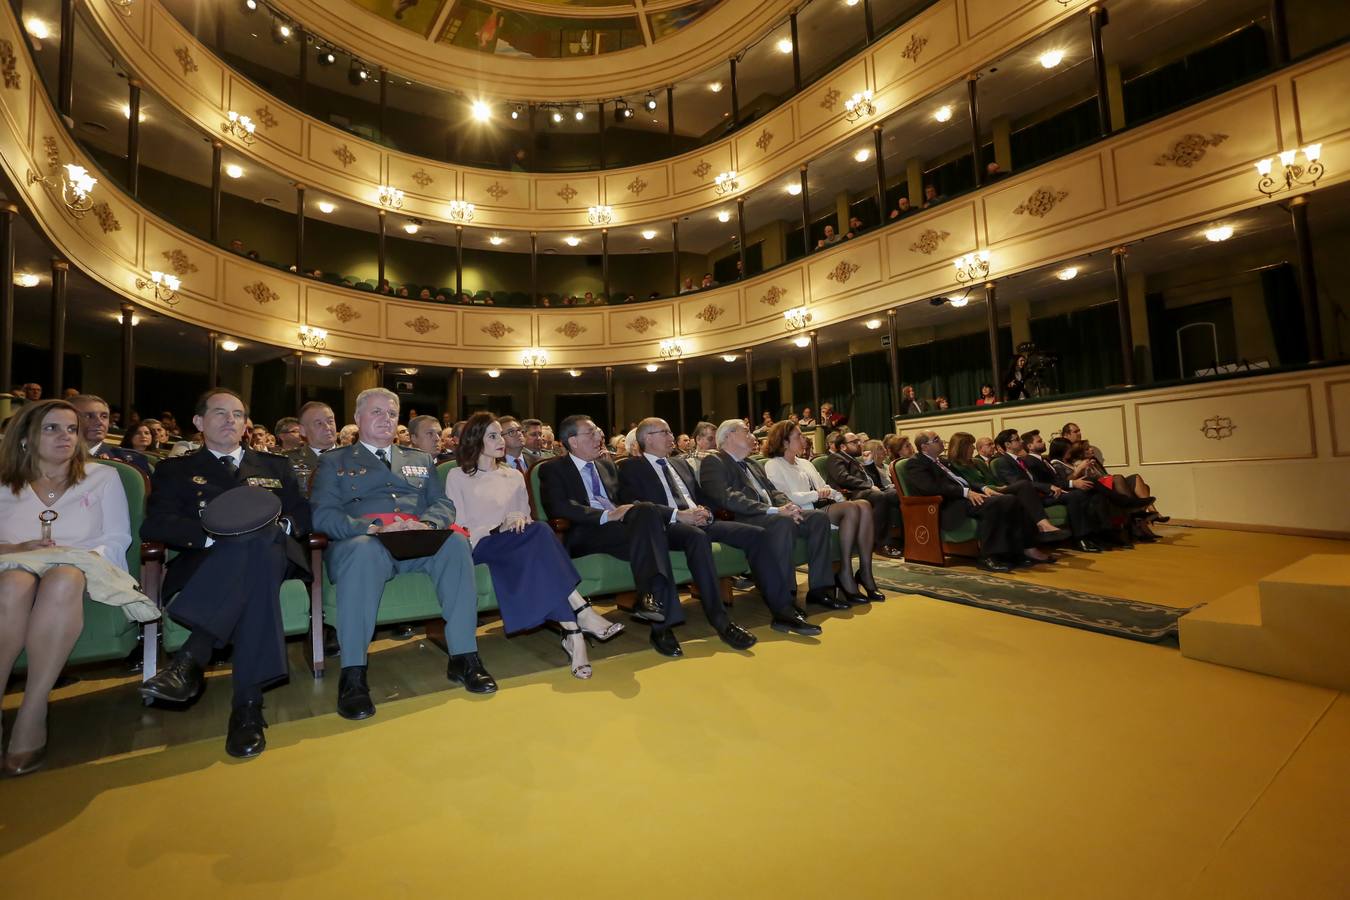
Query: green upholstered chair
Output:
[[892, 457, 978, 566], [811, 455, 831, 483]]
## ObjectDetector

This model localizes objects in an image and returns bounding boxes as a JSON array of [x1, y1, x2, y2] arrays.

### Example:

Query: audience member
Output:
[[824, 432, 903, 559], [699, 273, 718, 290], [946, 432, 1073, 543], [408, 414, 451, 464], [991, 429, 1109, 553], [497, 416, 530, 475], [816, 225, 843, 249], [900, 386, 927, 416], [676, 433, 692, 454], [520, 418, 546, 466], [922, 184, 944, 208], [819, 401, 844, 429], [679, 276, 697, 294], [337, 424, 359, 446], [976, 384, 998, 406], [395, 424, 412, 447], [1005, 355, 1030, 401], [889, 197, 916, 220], [273, 417, 305, 452], [125, 423, 154, 453], [935, 396, 950, 411], [753, 411, 775, 438], [70, 394, 151, 476], [1060, 422, 1167, 525], [985, 162, 1010, 182], [845, 216, 865, 239], [798, 407, 817, 428]]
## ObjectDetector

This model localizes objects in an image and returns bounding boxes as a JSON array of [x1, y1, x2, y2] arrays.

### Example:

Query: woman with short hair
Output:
[[125, 422, 154, 453]]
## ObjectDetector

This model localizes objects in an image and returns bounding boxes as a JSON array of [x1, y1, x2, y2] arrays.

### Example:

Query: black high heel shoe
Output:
[[560, 627, 593, 680], [834, 574, 868, 604], [855, 569, 886, 602], [571, 598, 625, 641]]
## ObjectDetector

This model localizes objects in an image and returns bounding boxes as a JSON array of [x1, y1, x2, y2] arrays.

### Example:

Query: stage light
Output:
[[865, 319, 882, 330], [241, 0, 258, 12], [471, 100, 491, 122], [272, 21, 292, 43], [717, 210, 731, 223], [709, 81, 723, 93], [854, 148, 871, 163], [317, 47, 336, 66], [1204, 225, 1233, 242], [348, 61, 370, 85], [510, 105, 523, 120], [489, 235, 504, 246], [1056, 267, 1078, 280], [574, 108, 585, 121], [644, 93, 658, 111], [221, 339, 240, 352], [551, 109, 563, 124], [614, 99, 633, 122], [1039, 49, 1065, 69]]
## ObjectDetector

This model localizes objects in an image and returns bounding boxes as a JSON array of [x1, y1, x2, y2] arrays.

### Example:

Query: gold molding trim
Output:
[[326, 302, 360, 323], [161, 249, 198, 275], [1, 38, 20, 90], [244, 281, 279, 304], [1154, 132, 1229, 168], [555, 320, 587, 338], [481, 320, 515, 339], [826, 260, 860, 283], [694, 303, 724, 323], [908, 229, 950, 255], [91, 202, 121, 234], [1013, 187, 1069, 218], [626, 315, 659, 334], [901, 33, 928, 63], [405, 315, 439, 335], [173, 46, 198, 76], [759, 285, 788, 306]]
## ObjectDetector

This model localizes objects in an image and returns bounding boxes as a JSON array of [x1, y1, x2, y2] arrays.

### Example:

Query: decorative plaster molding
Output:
[[173, 46, 198, 76], [405, 316, 439, 335], [626, 316, 659, 334], [555, 321, 587, 338], [1155, 133, 1229, 167], [901, 34, 928, 63], [759, 285, 788, 306], [826, 260, 860, 283], [908, 229, 950, 255], [481, 321, 515, 339], [326, 302, 360, 323], [695, 303, 724, 323], [161, 249, 198, 275], [1, 40, 21, 91], [1013, 187, 1069, 218], [244, 281, 279, 304]]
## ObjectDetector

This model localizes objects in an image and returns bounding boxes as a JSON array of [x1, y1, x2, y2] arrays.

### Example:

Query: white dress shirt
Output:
[[570, 453, 615, 524], [644, 452, 696, 523], [764, 456, 831, 508]]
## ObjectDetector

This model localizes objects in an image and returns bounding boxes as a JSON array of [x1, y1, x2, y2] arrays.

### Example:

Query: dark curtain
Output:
[[897, 327, 1012, 409], [1123, 25, 1270, 126], [1010, 98, 1099, 171], [1029, 302, 1124, 393], [1261, 263, 1308, 365], [848, 350, 892, 437], [792, 361, 851, 424], [248, 357, 291, 434]]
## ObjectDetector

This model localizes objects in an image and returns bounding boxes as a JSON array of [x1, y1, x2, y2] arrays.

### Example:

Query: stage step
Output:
[[1180, 555, 1350, 691]]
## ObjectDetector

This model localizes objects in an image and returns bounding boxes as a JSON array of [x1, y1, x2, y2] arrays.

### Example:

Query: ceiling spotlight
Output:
[[314, 356, 333, 367], [403, 219, 421, 235], [949, 295, 970, 308], [614, 99, 633, 122], [568, 369, 582, 377], [641, 229, 657, 240], [1056, 266, 1078, 280], [14, 273, 40, 288], [1039, 49, 1065, 69], [221, 339, 240, 352], [25, 18, 51, 40], [792, 336, 811, 348], [564, 236, 580, 247], [645, 363, 659, 372], [272, 21, 293, 43], [551, 110, 563, 124], [241, 0, 258, 12], [722, 354, 738, 363], [845, 0, 859, 5], [487, 369, 501, 378], [471, 100, 491, 122], [489, 235, 504, 246], [787, 182, 802, 196], [574, 108, 585, 121], [709, 81, 723, 93], [115, 311, 139, 326], [644, 92, 658, 111], [224, 163, 244, 178], [1204, 225, 1233, 242], [717, 210, 731, 223], [776, 37, 794, 54], [854, 148, 871, 163], [348, 61, 370, 85], [865, 319, 882, 330], [317, 200, 335, 214], [510, 105, 523, 120], [934, 105, 953, 123], [317, 47, 336, 66], [120, 104, 146, 123]]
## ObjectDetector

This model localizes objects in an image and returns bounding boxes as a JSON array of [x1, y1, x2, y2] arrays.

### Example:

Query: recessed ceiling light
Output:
[[722, 354, 738, 362], [787, 183, 802, 196], [224, 164, 244, 178], [854, 148, 871, 163], [934, 105, 953, 123], [1205, 225, 1233, 242], [317, 201, 336, 214], [1039, 50, 1065, 69], [487, 369, 501, 378], [645, 363, 658, 372], [564, 236, 580, 247], [1056, 266, 1078, 280], [949, 296, 969, 308], [14, 273, 40, 288], [489, 235, 504, 246], [641, 229, 657, 240], [865, 319, 882, 330], [404, 221, 419, 235], [717, 210, 731, 223], [116, 311, 141, 326], [776, 37, 793, 54], [568, 369, 581, 377], [793, 336, 811, 348], [25, 18, 50, 40], [471, 100, 491, 122], [314, 356, 333, 367], [709, 81, 723, 93], [120, 105, 146, 123], [221, 339, 240, 351]]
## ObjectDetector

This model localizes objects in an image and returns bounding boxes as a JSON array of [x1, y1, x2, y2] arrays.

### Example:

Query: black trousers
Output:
[[703, 518, 795, 615], [736, 509, 833, 592], [565, 503, 682, 626], [665, 521, 728, 628], [165, 527, 290, 690], [964, 492, 1030, 557], [1046, 488, 1111, 538]]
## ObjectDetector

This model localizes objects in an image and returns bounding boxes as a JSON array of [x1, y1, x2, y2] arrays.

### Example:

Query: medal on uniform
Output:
[[192, 475, 208, 484], [38, 509, 58, 544]]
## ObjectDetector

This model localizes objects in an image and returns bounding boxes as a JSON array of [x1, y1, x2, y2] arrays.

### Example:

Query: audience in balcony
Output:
[[679, 276, 697, 294], [889, 197, 916, 220], [900, 385, 927, 416], [935, 396, 950, 411], [819, 401, 845, 429], [845, 216, 866, 239], [976, 383, 998, 406], [1005, 355, 1030, 401], [797, 407, 817, 428], [922, 185, 944, 208], [816, 225, 844, 249], [985, 162, 1010, 182]]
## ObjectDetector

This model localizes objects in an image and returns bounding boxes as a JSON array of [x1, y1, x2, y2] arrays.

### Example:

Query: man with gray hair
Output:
[[70, 393, 152, 476], [699, 419, 843, 616], [313, 387, 494, 719]]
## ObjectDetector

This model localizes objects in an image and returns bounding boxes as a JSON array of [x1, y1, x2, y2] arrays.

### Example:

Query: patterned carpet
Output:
[[871, 559, 1199, 643]]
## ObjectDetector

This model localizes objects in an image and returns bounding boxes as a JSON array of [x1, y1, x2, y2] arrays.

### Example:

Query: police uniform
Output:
[[311, 442, 477, 667], [141, 447, 311, 692], [89, 440, 152, 477]]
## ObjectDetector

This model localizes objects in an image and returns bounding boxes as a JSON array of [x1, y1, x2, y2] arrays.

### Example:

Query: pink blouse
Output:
[[0, 463, 131, 570], [442, 465, 532, 548]]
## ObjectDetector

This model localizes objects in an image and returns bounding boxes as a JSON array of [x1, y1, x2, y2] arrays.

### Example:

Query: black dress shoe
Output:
[[771, 608, 823, 636], [1036, 527, 1071, 543], [856, 570, 886, 602], [977, 557, 1013, 573], [139, 654, 205, 705], [447, 652, 498, 693], [874, 544, 905, 560], [630, 592, 667, 623], [322, 624, 341, 658], [225, 700, 267, 759], [337, 665, 376, 720], [716, 621, 757, 650], [649, 628, 684, 658], [805, 587, 849, 610], [390, 623, 416, 641], [1075, 539, 1103, 553]]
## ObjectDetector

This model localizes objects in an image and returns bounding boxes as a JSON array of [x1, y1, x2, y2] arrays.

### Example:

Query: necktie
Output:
[[1016, 457, 1030, 475], [739, 460, 770, 503], [514, 457, 527, 474], [656, 458, 689, 510], [377, 449, 391, 469], [936, 458, 968, 489], [220, 454, 238, 478], [584, 462, 615, 511]]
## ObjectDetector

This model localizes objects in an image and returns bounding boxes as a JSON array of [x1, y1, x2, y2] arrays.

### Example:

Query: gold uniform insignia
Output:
[[192, 475, 208, 484]]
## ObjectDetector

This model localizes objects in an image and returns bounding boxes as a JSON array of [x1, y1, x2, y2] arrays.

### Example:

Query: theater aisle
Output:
[[2, 530, 1347, 899]]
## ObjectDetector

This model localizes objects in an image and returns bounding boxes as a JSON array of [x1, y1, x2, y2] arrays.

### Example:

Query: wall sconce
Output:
[[659, 338, 685, 359], [714, 171, 739, 196], [588, 205, 614, 226], [1255, 145, 1324, 197], [136, 270, 181, 306], [521, 348, 548, 368], [314, 356, 333, 367], [27, 164, 97, 217], [377, 185, 404, 209], [844, 90, 875, 122], [298, 325, 327, 350], [953, 250, 991, 284], [222, 111, 257, 145], [447, 200, 475, 224], [783, 305, 812, 331]]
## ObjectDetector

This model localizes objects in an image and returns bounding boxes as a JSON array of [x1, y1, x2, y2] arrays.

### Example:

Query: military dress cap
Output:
[[201, 486, 282, 541]]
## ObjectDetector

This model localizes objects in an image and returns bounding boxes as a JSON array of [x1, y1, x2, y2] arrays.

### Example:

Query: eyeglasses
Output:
[[501, 427, 523, 436]]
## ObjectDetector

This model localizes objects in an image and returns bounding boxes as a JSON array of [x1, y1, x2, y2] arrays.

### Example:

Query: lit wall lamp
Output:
[[298, 325, 327, 351], [714, 170, 740, 196], [953, 250, 991, 284], [27, 164, 97, 217], [658, 338, 685, 359], [1255, 145, 1324, 197], [844, 90, 876, 122], [377, 185, 404, 209], [521, 348, 549, 368], [136, 270, 181, 306], [447, 200, 475, 224], [222, 110, 257, 145], [783, 305, 812, 331], [587, 205, 614, 226]]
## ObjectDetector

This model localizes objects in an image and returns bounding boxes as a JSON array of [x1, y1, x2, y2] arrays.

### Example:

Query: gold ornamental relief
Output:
[[1154, 133, 1229, 167], [326, 303, 360, 323], [695, 304, 724, 323], [1013, 188, 1069, 218], [819, 88, 842, 111], [901, 34, 928, 63], [485, 181, 509, 201], [556, 184, 578, 204], [555, 321, 587, 339], [760, 286, 788, 307], [1, 39, 21, 91], [411, 169, 434, 187], [826, 261, 860, 284], [333, 145, 357, 168], [174, 47, 198, 76], [244, 281, 279, 305], [626, 316, 659, 334], [1200, 415, 1237, 440], [405, 316, 439, 335], [161, 250, 198, 276], [253, 106, 279, 129], [481, 321, 515, 339], [692, 161, 712, 179], [626, 176, 648, 197], [43, 135, 59, 169], [908, 229, 950, 255], [755, 129, 774, 153], [92, 203, 121, 234]]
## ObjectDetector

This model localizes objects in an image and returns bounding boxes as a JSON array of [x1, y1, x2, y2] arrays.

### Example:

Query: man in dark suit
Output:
[[991, 429, 1105, 553], [71, 394, 152, 476], [824, 432, 903, 559], [698, 419, 842, 614], [900, 386, 927, 416], [539, 415, 693, 657], [138, 388, 311, 759], [620, 418, 821, 646], [906, 430, 1045, 572]]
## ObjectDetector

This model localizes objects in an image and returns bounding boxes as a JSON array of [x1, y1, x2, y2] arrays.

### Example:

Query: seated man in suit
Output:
[[538, 415, 694, 657], [990, 429, 1107, 553], [619, 418, 821, 646], [825, 432, 904, 560], [900, 386, 927, 417], [1023, 429, 1121, 545], [699, 419, 843, 615], [906, 430, 1046, 572], [312, 388, 493, 721], [138, 388, 311, 759], [71, 394, 151, 476]]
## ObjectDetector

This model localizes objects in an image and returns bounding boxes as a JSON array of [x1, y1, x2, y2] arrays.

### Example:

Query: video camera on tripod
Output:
[[1015, 342, 1059, 397]]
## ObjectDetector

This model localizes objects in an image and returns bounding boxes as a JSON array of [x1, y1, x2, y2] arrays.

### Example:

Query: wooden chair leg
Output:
[[719, 576, 733, 606], [614, 590, 636, 611]]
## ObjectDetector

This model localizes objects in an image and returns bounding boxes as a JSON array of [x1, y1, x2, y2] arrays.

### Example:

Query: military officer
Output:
[[138, 388, 311, 759], [312, 387, 493, 721], [286, 401, 340, 497], [70, 394, 152, 476]]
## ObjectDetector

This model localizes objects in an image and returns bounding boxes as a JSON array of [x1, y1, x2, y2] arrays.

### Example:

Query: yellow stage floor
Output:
[[2, 526, 1348, 899]]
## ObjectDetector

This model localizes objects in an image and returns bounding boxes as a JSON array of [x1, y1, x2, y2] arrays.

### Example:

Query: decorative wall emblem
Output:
[[244, 281, 278, 305], [1013, 187, 1069, 218], [909, 229, 951, 255], [826, 260, 860, 284], [555, 184, 578, 204], [486, 181, 509, 201], [626, 316, 659, 334], [695, 304, 724, 323], [326, 302, 360, 323], [692, 160, 712, 179], [1, 40, 21, 91], [253, 105, 278, 129], [914, 523, 932, 546], [161, 249, 198, 276], [333, 144, 356, 168], [1200, 415, 1237, 440], [759, 285, 788, 307], [555, 321, 587, 339], [755, 129, 774, 152], [901, 33, 928, 64], [819, 88, 842, 111], [481, 321, 515, 339], [173, 46, 198, 76], [1155, 132, 1229, 168], [91, 202, 120, 234], [626, 175, 648, 197], [411, 169, 434, 187], [43, 135, 59, 169], [405, 316, 439, 335]]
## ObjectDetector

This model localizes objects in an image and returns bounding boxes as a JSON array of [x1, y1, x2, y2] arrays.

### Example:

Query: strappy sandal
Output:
[[560, 627, 592, 680], [572, 599, 625, 641]]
